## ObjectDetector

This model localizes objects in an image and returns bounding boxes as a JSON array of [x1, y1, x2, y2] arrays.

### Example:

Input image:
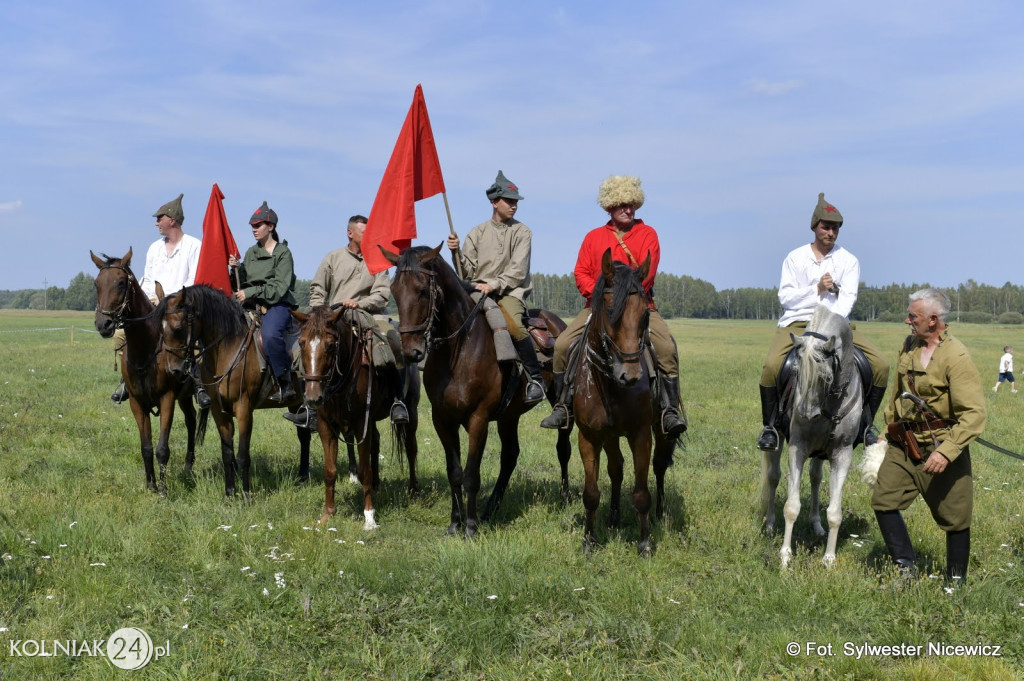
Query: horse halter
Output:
[[162, 296, 199, 375], [800, 329, 849, 418], [96, 264, 136, 327], [586, 284, 650, 375], [393, 265, 441, 350]]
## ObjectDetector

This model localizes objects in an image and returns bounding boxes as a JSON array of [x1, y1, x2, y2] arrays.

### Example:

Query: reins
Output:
[[393, 264, 486, 359]]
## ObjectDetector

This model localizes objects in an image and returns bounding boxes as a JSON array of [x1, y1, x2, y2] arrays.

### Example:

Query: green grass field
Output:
[[1, 310, 1022, 679]]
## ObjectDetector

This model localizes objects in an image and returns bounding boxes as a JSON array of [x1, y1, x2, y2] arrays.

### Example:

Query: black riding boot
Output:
[[863, 385, 886, 446], [271, 372, 297, 403], [111, 379, 129, 404], [191, 364, 211, 409], [875, 510, 918, 577], [283, 405, 318, 429], [514, 337, 546, 406], [658, 375, 688, 438], [387, 366, 410, 424], [540, 373, 571, 429], [946, 527, 970, 584], [757, 385, 780, 450]]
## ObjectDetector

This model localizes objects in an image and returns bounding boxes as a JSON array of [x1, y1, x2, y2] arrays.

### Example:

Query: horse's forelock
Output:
[[593, 261, 644, 326], [302, 306, 337, 339]]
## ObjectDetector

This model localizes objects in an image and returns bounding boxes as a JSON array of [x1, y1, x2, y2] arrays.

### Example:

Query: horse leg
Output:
[[296, 422, 312, 482], [345, 434, 358, 485], [577, 428, 602, 554], [760, 447, 783, 534], [236, 407, 254, 500], [652, 435, 674, 521], [155, 392, 176, 497], [434, 416, 464, 536], [556, 427, 573, 503], [780, 443, 805, 568], [462, 414, 490, 538], [605, 437, 623, 529], [627, 427, 654, 557], [213, 410, 237, 497], [129, 399, 157, 492], [319, 426, 339, 524], [404, 413, 420, 499], [808, 457, 826, 538], [179, 392, 198, 474], [359, 426, 379, 530], [483, 416, 521, 522], [822, 447, 853, 567]]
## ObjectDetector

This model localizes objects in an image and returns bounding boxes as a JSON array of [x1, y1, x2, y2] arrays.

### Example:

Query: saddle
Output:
[[247, 311, 302, 401], [526, 315, 556, 366], [774, 344, 873, 452]]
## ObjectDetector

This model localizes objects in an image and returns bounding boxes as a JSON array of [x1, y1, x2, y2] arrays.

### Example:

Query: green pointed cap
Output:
[[811, 192, 843, 228], [485, 170, 524, 201], [153, 193, 185, 223]]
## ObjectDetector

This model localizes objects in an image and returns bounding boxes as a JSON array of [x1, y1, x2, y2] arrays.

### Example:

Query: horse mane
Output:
[[795, 305, 852, 399], [591, 260, 644, 326], [158, 284, 250, 339]]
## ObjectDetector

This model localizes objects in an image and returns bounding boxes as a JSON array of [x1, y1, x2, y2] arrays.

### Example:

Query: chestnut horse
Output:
[[157, 284, 311, 497], [383, 244, 572, 537], [291, 306, 421, 529], [572, 250, 675, 556], [91, 249, 207, 495]]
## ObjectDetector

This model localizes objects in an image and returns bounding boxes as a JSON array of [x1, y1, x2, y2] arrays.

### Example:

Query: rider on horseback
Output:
[[756, 193, 889, 450], [286, 214, 411, 428], [111, 193, 209, 409], [446, 170, 545, 406], [540, 175, 687, 438]]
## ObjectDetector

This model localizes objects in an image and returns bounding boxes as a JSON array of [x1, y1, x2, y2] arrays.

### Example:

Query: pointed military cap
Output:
[[811, 192, 843, 228], [485, 170, 524, 201], [153, 193, 185, 223], [249, 201, 278, 226]]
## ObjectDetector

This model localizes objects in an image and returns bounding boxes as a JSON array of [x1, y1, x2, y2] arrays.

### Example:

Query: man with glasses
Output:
[[756, 193, 889, 450]]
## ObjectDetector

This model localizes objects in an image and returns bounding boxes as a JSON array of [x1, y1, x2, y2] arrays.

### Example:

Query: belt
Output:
[[901, 418, 956, 434]]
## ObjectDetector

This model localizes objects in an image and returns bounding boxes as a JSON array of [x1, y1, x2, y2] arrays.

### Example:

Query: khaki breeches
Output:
[[759, 321, 889, 388], [870, 444, 973, 532], [552, 307, 678, 376]]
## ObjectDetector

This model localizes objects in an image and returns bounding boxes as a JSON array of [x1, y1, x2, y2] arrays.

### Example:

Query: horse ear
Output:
[[790, 333, 801, 347], [290, 309, 308, 324], [90, 251, 106, 270], [123, 247, 132, 267], [155, 281, 165, 301], [637, 253, 651, 281], [823, 336, 835, 354], [328, 307, 345, 325], [426, 243, 444, 261], [601, 248, 615, 282], [380, 246, 400, 266]]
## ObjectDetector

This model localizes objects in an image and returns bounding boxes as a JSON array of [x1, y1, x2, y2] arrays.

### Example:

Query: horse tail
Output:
[[388, 421, 408, 471], [859, 441, 886, 486], [196, 405, 210, 447]]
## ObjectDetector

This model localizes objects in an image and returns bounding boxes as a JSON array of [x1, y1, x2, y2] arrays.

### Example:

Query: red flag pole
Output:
[[441, 192, 464, 279]]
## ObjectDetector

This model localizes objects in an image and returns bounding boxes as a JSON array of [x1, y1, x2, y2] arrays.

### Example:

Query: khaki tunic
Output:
[[870, 330, 986, 531], [455, 219, 533, 302], [309, 247, 390, 312]]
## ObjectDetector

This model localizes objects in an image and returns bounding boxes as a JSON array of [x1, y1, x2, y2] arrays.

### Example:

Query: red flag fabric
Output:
[[363, 84, 446, 274], [194, 183, 240, 297]]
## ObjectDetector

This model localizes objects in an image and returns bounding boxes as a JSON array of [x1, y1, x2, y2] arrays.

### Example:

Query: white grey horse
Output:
[[760, 305, 863, 568]]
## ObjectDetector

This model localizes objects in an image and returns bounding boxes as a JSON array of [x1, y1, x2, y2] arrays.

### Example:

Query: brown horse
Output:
[[572, 250, 675, 556], [91, 249, 207, 495], [291, 306, 421, 529], [157, 284, 311, 497], [383, 244, 572, 537]]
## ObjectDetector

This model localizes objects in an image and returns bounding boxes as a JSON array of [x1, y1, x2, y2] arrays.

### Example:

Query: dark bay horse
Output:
[[383, 244, 572, 537], [572, 250, 675, 556], [291, 306, 421, 529], [759, 304, 862, 568], [91, 249, 207, 495], [157, 284, 311, 497]]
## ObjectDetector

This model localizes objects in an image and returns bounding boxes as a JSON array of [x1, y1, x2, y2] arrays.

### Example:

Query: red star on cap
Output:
[[825, 205, 837, 213]]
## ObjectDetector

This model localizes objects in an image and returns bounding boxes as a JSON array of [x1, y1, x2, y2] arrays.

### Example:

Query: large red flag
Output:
[[363, 84, 446, 274], [194, 183, 240, 297]]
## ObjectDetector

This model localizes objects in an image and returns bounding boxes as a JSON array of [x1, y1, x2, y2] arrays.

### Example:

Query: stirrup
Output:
[[660, 409, 687, 438], [110, 382, 129, 404], [540, 404, 571, 429], [757, 425, 779, 450], [195, 386, 211, 409], [283, 407, 317, 430], [863, 424, 879, 447], [390, 400, 409, 424], [524, 379, 545, 406]]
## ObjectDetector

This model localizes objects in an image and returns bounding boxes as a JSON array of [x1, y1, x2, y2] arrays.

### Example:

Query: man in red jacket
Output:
[[540, 175, 686, 438]]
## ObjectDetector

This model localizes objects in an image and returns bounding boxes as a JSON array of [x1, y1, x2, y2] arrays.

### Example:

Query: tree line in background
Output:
[[5, 272, 1024, 325]]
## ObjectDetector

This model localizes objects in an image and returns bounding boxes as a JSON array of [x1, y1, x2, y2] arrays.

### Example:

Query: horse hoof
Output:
[[464, 523, 478, 539], [445, 523, 460, 537], [582, 537, 597, 556], [349, 473, 360, 485], [637, 541, 653, 558], [607, 512, 621, 528], [363, 509, 379, 531]]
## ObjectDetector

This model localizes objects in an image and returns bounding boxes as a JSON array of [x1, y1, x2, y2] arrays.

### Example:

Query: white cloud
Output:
[[0, 200, 24, 213], [747, 79, 803, 96]]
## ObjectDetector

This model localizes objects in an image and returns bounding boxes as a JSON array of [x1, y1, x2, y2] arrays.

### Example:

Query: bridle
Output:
[[392, 264, 485, 357], [585, 278, 650, 377], [96, 264, 138, 328], [795, 329, 853, 425]]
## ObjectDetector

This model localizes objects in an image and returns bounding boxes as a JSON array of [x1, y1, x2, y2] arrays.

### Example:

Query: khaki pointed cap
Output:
[[811, 192, 843, 228], [485, 170, 524, 201], [153, 193, 185, 223]]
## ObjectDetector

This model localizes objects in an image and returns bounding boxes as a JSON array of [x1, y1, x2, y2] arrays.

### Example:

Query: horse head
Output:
[[589, 249, 651, 387], [383, 243, 447, 364], [290, 306, 347, 408], [157, 287, 194, 381], [91, 247, 143, 337], [790, 306, 852, 422]]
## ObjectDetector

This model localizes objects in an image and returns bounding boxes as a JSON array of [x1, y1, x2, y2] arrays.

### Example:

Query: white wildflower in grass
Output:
[[241, 566, 251, 572], [487, 595, 498, 600], [275, 573, 286, 589], [217, 525, 232, 531], [0, 628, 8, 632], [46, 595, 54, 600], [262, 588, 269, 596], [89, 563, 106, 567], [668, 598, 681, 604], [302, 526, 313, 531], [573, 587, 585, 592], [338, 570, 344, 577], [249, 524, 260, 530], [356, 540, 365, 545], [944, 587, 955, 595], [267, 523, 274, 530], [182, 624, 189, 630], [69, 522, 77, 528], [334, 539, 346, 544], [58, 544, 67, 548], [327, 528, 337, 532]]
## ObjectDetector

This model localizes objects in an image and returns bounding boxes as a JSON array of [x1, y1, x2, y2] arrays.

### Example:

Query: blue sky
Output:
[[3, 0, 1023, 292]]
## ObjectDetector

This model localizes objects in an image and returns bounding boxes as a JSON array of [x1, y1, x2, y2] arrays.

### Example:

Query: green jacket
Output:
[[883, 329, 986, 463], [238, 240, 297, 308]]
